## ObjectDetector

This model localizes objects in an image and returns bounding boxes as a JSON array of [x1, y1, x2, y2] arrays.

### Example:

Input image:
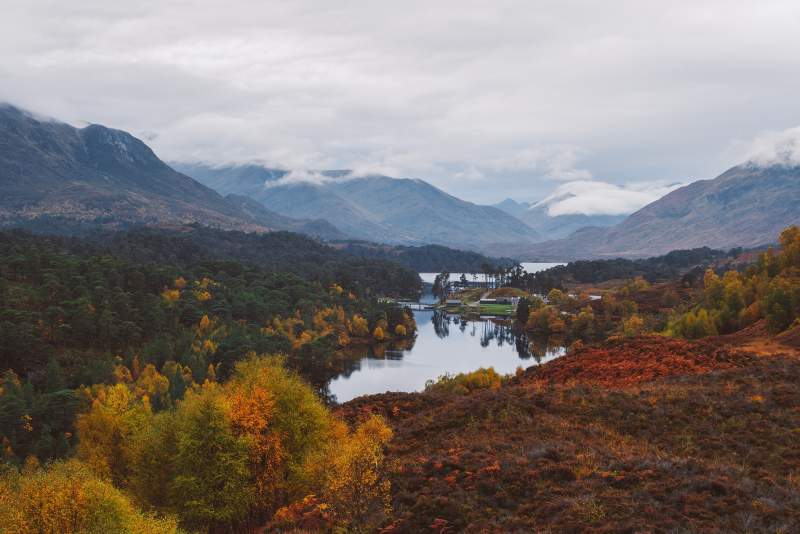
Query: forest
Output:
[[1, 226, 799, 532], [0, 226, 421, 532], [18, 225, 422, 298], [498, 228, 798, 350], [512, 246, 733, 293], [333, 241, 516, 272]]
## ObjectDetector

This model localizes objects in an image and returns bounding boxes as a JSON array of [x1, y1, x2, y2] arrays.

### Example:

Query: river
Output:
[[326, 262, 566, 403]]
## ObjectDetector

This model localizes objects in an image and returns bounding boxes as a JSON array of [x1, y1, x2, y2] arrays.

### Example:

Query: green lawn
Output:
[[478, 304, 514, 315], [446, 303, 514, 315]]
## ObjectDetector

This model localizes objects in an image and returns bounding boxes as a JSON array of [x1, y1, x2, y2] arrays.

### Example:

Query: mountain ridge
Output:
[[493, 163, 800, 260], [173, 162, 541, 250], [0, 104, 343, 239], [492, 197, 626, 240]]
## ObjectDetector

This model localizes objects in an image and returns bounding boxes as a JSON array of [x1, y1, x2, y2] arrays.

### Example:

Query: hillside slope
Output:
[[340, 336, 800, 532], [503, 163, 800, 260], [0, 105, 341, 239], [493, 198, 625, 240], [174, 162, 541, 250]]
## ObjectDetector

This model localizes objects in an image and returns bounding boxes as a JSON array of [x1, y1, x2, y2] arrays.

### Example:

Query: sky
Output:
[[2, 0, 800, 214]]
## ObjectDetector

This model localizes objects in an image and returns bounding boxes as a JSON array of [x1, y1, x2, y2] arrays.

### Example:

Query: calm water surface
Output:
[[327, 262, 566, 403], [418, 262, 566, 284]]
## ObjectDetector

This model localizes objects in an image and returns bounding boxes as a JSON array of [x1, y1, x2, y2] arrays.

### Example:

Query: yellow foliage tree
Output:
[[161, 289, 180, 304], [227, 384, 283, 512], [547, 288, 565, 306], [227, 357, 335, 516], [0, 459, 181, 534], [372, 326, 385, 342], [350, 314, 370, 337], [133, 364, 171, 409], [76, 384, 152, 486], [321, 415, 393, 529], [622, 314, 645, 337]]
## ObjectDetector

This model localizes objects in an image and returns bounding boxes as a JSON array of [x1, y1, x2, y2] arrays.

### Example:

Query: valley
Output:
[[5, 1, 800, 531], [1, 106, 800, 532]]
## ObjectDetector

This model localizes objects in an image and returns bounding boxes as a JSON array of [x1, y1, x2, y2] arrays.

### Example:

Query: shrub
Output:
[[425, 367, 503, 395], [0, 460, 181, 534]]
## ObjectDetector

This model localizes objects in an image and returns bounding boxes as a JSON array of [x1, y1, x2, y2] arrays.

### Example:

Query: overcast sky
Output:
[[3, 0, 800, 212]]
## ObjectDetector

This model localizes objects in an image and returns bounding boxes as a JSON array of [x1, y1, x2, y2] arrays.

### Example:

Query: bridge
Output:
[[395, 301, 435, 311]]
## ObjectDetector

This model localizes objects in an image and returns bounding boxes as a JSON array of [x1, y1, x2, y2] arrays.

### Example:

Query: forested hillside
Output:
[[0, 228, 418, 457], [332, 241, 517, 272], [71, 226, 421, 296], [513, 246, 731, 294]]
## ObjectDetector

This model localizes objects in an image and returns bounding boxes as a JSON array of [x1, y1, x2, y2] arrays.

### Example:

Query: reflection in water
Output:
[[432, 310, 450, 338], [322, 308, 566, 403], [429, 311, 565, 362]]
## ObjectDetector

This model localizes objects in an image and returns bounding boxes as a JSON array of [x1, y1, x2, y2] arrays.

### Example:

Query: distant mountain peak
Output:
[[502, 162, 800, 260], [174, 161, 541, 250], [492, 196, 625, 241], [80, 123, 168, 173]]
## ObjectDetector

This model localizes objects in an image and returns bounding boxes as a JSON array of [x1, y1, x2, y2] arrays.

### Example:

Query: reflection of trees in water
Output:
[[515, 334, 531, 359], [288, 336, 418, 405], [432, 311, 544, 359], [432, 310, 450, 338], [527, 335, 565, 364], [479, 319, 518, 351], [309, 312, 566, 403]]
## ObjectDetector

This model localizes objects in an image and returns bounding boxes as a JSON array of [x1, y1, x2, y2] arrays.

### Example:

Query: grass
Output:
[[448, 303, 515, 315], [478, 304, 514, 315]]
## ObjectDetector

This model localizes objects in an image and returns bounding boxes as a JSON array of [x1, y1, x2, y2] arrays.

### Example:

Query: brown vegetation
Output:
[[524, 335, 759, 388], [340, 335, 800, 532]]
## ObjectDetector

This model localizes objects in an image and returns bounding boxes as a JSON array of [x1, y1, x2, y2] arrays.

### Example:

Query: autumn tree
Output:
[[0, 459, 181, 534], [570, 306, 595, 341], [129, 411, 179, 514], [76, 383, 152, 486], [169, 384, 253, 531], [621, 314, 645, 337], [373, 326, 386, 342], [322, 415, 393, 529], [349, 314, 370, 337]]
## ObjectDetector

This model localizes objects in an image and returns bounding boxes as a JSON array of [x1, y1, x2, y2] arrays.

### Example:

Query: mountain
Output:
[[0, 104, 342, 239], [498, 163, 800, 260], [173, 163, 541, 250], [493, 198, 626, 240], [222, 194, 345, 240]]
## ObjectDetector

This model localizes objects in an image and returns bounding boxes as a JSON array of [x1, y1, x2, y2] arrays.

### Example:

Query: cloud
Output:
[[535, 180, 684, 216], [263, 169, 339, 188], [3, 1, 800, 203], [486, 146, 593, 181], [742, 126, 800, 167]]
